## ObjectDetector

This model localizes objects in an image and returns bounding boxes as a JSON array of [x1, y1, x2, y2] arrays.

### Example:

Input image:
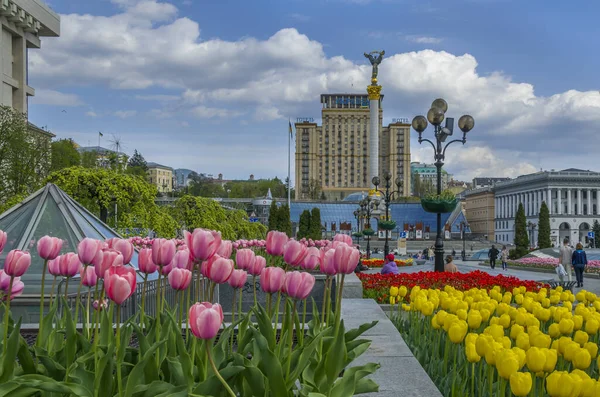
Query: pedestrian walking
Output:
[[559, 238, 573, 282], [572, 243, 587, 288], [428, 246, 434, 260], [501, 245, 509, 271], [488, 245, 499, 270]]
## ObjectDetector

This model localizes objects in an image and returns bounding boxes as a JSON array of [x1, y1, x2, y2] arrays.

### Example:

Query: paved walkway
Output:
[[364, 260, 600, 296]]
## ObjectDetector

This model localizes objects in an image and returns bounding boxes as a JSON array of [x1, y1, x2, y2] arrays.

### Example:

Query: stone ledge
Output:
[[342, 272, 363, 299], [341, 299, 442, 397]]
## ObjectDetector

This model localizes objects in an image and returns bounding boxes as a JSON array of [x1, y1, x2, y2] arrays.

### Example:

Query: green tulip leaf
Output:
[[192, 364, 245, 395], [16, 338, 36, 375], [253, 302, 276, 351], [124, 340, 166, 397], [251, 328, 288, 396], [38, 305, 57, 349], [94, 344, 115, 396], [0, 381, 39, 397], [0, 317, 22, 383], [344, 321, 377, 343]]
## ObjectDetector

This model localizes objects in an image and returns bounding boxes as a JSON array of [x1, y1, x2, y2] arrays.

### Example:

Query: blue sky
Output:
[[30, 0, 600, 183]]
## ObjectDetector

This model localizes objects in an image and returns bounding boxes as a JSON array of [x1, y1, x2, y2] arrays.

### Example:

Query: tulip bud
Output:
[[3, 250, 31, 277], [58, 253, 81, 278], [78, 238, 102, 265], [37, 236, 63, 260], [168, 268, 192, 291], [138, 248, 157, 274], [301, 247, 320, 271], [283, 240, 307, 267], [0, 230, 7, 253], [113, 239, 134, 264], [204, 255, 234, 284], [104, 265, 136, 305], [228, 269, 248, 289], [260, 267, 285, 294], [235, 249, 256, 270], [189, 302, 223, 339], [81, 265, 98, 287], [216, 240, 233, 259], [284, 271, 315, 300], [185, 229, 222, 262], [152, 238, 177, 267], [333, 234, 353, 246], [266, 231, 288, 256]]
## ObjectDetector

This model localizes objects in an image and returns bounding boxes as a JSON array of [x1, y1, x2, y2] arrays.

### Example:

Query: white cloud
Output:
[[115, 110, 137, 118], [31, 89, 83, 106], [86, 111, 98, 117], [405, 35, 443, 44], [192, 106, 243, 119], [135, 94, 179, 101]]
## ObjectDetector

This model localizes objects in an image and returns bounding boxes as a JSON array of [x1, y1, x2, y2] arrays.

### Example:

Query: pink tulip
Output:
[[3, 250, 31, 277], [95, 249, 123, 279], [302, 247, 321, 271], [48, 257, 61, 276], [160, 262, 173, 276], [138, 248, 157, 274], [172, 249, 192, 270], [104, 265, 136, 305], [266, 231, 288, 256], [113, 239, 134, 264], [260, 267, 285, 293], [91, 243, 104, 267], [58, 253, 81, 278], [248, 255, 266, 276], [0, 230, 6, 253], [333, 243, 360, 274], [235, 249, 255, 270], [228, 269, 248, 289], [284, 271, 316, 300], [320, 248, 337, 276], [217, 240, 233, 259], [0, 269, 12, 290], [0, 270, 24, 300], [93, 299, 108, 311], [81, 265, 98, 287], [189, 302, 223, 340], [37, 236, 63, 260], [185, 229, 222, 262], [204, 255, 234, 284], [168, 267, 192, 290], [333, 234, 353, 246], [105, 238, 118, 249], [283, 240, 307, 267], [78, 238, 102, 265], [152, 238, 177, 267]]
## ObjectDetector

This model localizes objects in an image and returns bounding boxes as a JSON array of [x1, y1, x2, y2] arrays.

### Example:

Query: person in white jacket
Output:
[[559, 238, 573, 282]]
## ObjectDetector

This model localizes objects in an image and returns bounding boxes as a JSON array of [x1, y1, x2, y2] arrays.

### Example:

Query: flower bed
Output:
[[390, 284, 600, 396], [485, 258, 600, 274], [357, 270, 546, 303], [361, 258, 413, 268]]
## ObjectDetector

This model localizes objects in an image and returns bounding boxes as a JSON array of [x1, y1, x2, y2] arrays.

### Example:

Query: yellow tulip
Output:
[[515, 294, 524, 305], [525, 347, 546, 373], [516, 333, 530, 351], [573, 348, 592, 370], [546, 372, 581, 397], [484, 342, 502, 365], [571, 368, 591, 381], [560, 291, 570, 301], [559, 318, 574, 335], [390, 296, 396, 305], [390, 286, 399, 297], [476, 334, 492, 357], [564, 301, 573, 312], [499, 313, 511, 329], [580, 379, 598, 397], [573, 315, 583, 331], [436, 310, 448, 325], [530, 333, 551, 349], [448, 320, 468, 344], [485, 324, 505, 341], [480, 308, 491, 322], [502, 336, 512, 349], [564, 342, 579, 362], [510, 324, 524, 340], [496, 349, 520, 379], [467, 310, 482, 330], [422, 302, 434, 316], [465, 333, 478, 346], [574, 330, 589, 347], [466, 342, 481, 363], [398, 286, 407, 297], [402, 304, 411, 312], [548, 323, 561, 338], [512, 347, 526, 369], [457, 308, 468, 321], [509, 372, 532, 397], [543, 349, 558, 373], [584, 341, 598, 358], [577, 290, 587, 302], [431, 315, 441, 330], [585, 318, 600, 335]]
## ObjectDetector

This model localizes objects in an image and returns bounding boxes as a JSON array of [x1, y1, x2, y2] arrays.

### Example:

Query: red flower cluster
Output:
[[357, 270, 547, 303], [361, 258, 413, 268]]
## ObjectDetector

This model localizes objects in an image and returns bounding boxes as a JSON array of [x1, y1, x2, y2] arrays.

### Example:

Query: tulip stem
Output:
[[273, 291, 282, 337], [37, 259, 48, 346], [74, 265, 87, 328], [266, 293, 272, 319], [286, 300, 297, 381], [185, 284, 191, 340], [178, 291, 183, 330], [64, 277, 70, 304], [321, 277, 330, 328], [300, 299, 307, 346], [140, 273, 148, 331], [209, 282, 216, 303], [155, 270, 162, 368], [252, 275, 257, 307], [206, 339, 236, 397], [451, 348, 457, 396], [116, 304, 123, 397], [230, 289, 236, 355], [49, 276, 57, 308], [488, 366, 493, 397], [333, 274, 346, 335], [238, 287, 243, 319], [86, 287, 91, 339], [470, 362, 474, 397], [3, 277, 14, 348], [499, 377, 505, 397]]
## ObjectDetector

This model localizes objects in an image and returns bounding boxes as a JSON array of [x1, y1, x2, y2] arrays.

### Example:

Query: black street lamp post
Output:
[[353, 209, 362, 247], [360, 196, 378, 260], [372, 173, 403, 257], [460, 221, 469, 261], [412, 98, 475, 272]]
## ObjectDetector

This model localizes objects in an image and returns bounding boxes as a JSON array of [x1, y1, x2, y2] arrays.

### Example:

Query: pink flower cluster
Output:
[[128, 236, 186, 250], [514, 257, 600, 268]]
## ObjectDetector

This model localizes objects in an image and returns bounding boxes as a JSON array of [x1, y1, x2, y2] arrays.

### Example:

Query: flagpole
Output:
[[287, 120, 292, 209]]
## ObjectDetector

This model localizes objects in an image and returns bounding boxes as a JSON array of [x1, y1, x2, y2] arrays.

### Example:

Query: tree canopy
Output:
[[126, 149, 148, 177], [514, 203, 529, 257], [537, 201, 552, 249], [50, 139, 81, 172]]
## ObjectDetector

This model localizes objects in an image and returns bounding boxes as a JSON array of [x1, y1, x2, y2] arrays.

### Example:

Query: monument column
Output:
[[547, 189, 552, 215], [567, 189, 572, 215], [364, 50, 384, 189]]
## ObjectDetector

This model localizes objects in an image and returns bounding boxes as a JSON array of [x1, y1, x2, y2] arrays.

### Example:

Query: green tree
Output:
[[593, 220, 600, 248], [310, 207, 322, 239], [514, 203, 529, 257], [81, 151, 98, 168], [268, 201, 280, 231], [50, 139, 80, 172], [188, 173, 227, 197], [279, 204, 292, 236], [126, 149, 148, 177], [297, 210, 311, 238], [537, 201, 552, 249]]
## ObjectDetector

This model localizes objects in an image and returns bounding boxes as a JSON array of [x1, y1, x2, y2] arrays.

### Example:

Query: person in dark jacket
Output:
[[572, 243, 588, 288], [488, 245, 499, 269]]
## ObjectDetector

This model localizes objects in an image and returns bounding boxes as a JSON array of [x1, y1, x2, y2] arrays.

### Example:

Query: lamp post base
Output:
[[435, 212, 445, 272]]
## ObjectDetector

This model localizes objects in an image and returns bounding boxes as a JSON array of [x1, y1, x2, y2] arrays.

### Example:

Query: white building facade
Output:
[[494, 169, 600, 247]]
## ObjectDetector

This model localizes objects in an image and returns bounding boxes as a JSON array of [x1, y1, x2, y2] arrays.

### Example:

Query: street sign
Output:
[[249, 218, 259, 223], [400, 232, 407, 238], [588, 231, 595, 238]]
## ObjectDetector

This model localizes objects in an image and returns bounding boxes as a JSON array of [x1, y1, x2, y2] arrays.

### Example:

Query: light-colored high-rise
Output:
[[0, 0, 59, 114], [295, 93, 411, 200]]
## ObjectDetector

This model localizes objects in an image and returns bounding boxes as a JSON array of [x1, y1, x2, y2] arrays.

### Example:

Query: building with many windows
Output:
[[410, 162, 452, 194], [295, 93, 411, 201], [147, 162, 174, 193], [473, 177, 510, 189], [494, 169, 600, 246], [464, 187, 495, 240]]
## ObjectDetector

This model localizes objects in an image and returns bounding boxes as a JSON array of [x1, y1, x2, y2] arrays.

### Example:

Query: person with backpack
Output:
[[572, 243, 588, 288], [488, 245, 499, 269]]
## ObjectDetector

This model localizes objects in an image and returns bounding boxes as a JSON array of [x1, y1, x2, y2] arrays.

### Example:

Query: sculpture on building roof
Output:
[[364, 50, 385, 83]]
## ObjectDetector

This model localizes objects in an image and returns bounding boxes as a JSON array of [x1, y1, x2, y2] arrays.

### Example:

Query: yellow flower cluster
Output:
[[396, 284, 600, 396]]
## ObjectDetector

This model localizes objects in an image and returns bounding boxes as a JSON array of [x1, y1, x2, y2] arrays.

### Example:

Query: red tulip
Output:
[[3, 250, 31, 277], [104, 265, 136, 305], [260, 267, 285, 293], [189, 302, 223, 339], [58, 253, 81, 278], [235, 249, 255, 270], [284, 271, 316, 300], [266, 231, 288, 256], [37, 236, 63, 260], [301, 247, 320, 271], [113, 239, 134, 264], [152, 238, 177, 267], [333, 234, 353, 246], [0, 230, 7, 253], [333, 243, 360, 274], [168, 268, 192, 290], [320, 248, 337, 276], [228, 269, 248, 289], [95, 249, 123, 279], [48, 257, 61, 276], [248, 255, 266, 276], [138, 248, 157, 274], [185, 229, 222, 262], [81, 265, 98, 287], [78, 238, 102, 265], [217, 240, 233, 259], [204, 255, 234, 284], [283, 240, 307, 267]]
